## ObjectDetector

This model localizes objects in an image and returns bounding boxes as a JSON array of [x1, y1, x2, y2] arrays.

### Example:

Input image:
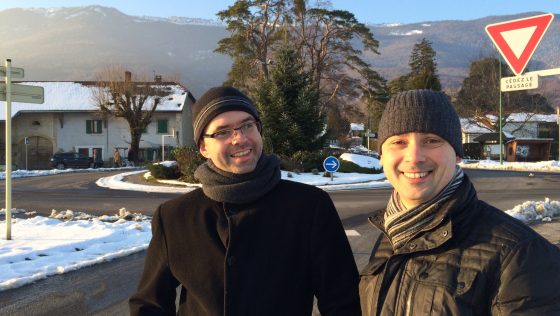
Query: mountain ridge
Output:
[[1, 6, 558, 97]]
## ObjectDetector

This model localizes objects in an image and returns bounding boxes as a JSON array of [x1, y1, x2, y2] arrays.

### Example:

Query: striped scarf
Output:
[[384, 166, 464, 250]]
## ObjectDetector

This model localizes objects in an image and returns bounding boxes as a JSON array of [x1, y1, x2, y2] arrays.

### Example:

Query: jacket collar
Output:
[[368, 175, 478, 255]]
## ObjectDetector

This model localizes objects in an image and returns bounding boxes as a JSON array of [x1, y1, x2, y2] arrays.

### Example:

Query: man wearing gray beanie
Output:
[[131, 86, 361, 315], [360, 89, 560, 315]]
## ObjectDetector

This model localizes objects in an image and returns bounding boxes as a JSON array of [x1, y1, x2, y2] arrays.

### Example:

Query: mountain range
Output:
[[0, 6, 559, 99]]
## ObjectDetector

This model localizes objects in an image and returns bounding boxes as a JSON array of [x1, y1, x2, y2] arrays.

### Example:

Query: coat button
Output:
[[419, 272, 429, 280], [442, 230, 449, 237], [227, 256, 236, 266], [408, 243, 417, 250]]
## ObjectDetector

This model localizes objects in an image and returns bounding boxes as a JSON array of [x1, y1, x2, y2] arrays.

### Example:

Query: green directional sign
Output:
[[0, 66, 24, 78], [0, 83, 44, 104]]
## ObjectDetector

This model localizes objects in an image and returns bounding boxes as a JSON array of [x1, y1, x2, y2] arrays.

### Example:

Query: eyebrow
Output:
[[208, 116, 255, 132]]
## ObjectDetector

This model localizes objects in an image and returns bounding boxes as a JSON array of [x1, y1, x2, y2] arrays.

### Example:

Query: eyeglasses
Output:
[[202, 120, 261, 141]]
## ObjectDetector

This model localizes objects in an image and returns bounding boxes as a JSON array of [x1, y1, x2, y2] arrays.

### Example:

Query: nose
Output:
[[230, 129, 248, 144], [403, 142, 425, 162]]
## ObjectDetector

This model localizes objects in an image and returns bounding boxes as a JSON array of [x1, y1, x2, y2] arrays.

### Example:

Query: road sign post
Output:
[[4, 60, 13, 240], [486, 14, 555, 163], [323, 156, 340, 182], [1, 59, 44, 240], [557, 106, 560, 161], [365, 130, 377, 154]]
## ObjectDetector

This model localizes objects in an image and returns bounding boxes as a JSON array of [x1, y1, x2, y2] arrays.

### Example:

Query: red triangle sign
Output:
[[486, 13, 554, 75]]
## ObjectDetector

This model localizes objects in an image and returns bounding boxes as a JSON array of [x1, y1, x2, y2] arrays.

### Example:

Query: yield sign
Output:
[[485, 13, 554, 75]]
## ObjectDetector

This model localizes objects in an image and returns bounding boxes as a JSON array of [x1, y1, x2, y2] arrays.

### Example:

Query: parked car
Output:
[[49, 152, 95, 169]]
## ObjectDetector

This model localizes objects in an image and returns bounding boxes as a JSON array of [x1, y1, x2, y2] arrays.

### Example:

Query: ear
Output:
[[199, 141, 210, 158]]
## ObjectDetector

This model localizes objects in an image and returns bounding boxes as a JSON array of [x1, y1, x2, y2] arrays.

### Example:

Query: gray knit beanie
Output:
[[192, 86, 260, 144], [378, 89, 463, 157]]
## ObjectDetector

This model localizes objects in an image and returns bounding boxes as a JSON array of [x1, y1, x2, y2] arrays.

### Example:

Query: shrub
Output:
[[172, 146, 206, 183], [148, 163, 180, 180], [338, 160, 382, 174], [280, 150, 328, 172]]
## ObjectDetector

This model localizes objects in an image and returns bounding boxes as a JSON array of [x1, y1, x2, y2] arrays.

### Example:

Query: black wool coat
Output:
[[359, 176, 560, 315], [130, 179, 361, 316]]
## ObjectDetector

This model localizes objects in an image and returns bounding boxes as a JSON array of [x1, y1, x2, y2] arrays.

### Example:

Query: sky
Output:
[[0, 0, 558, 24], [1, 157, 560, 291]]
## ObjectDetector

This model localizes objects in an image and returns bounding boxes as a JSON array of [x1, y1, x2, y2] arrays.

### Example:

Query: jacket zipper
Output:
[[404, 284, 415, 316]]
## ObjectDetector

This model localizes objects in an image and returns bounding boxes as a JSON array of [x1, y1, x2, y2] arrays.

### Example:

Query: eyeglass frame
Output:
[[202, 119, 262, 140]]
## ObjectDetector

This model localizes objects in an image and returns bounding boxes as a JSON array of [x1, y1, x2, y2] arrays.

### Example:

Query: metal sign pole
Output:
[[498, 58, 503, 164], [5, 60, 12, 240], [25, 140, 28, 170]]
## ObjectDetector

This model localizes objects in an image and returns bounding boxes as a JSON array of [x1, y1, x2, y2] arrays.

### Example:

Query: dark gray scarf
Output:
[[384, 166, 464, 250], [194, 153, 281, 204]]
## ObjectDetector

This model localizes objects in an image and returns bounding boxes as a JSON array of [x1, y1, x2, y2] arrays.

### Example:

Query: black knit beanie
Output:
[[192, 86, 260, 144], [378, 89, 463, 157]]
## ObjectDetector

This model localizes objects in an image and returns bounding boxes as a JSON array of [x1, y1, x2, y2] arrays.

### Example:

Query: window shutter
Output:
[[96, 120, 102, 133], [158, 120, 168, 133], [86, 120, 92, 134]]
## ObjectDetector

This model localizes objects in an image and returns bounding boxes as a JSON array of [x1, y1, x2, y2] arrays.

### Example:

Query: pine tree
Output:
[[254, 45, 326, 156], [406, 38, 441, 91]]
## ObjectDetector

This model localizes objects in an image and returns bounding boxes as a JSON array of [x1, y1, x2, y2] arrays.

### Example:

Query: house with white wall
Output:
[[461, 113, 559, 159], [0, 81, 195, 169]]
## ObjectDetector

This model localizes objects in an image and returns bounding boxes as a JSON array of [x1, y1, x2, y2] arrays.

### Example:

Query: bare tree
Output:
[[91, 65, 167, 164], [456, 57, 552, 133]]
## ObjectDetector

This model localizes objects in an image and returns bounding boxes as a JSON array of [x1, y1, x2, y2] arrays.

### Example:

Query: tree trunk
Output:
[[130, 129, 141, 164]]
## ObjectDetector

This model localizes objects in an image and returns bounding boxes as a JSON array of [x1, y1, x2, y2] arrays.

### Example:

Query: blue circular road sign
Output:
[[323, 156, 340, 172]]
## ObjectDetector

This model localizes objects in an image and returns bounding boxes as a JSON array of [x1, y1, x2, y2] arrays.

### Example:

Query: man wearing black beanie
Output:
[[359, 89, 560, 315], [130, 86, 361, 315]]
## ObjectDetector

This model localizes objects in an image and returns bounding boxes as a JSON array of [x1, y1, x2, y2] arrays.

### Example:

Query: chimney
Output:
[[125, 71, 132, 82]]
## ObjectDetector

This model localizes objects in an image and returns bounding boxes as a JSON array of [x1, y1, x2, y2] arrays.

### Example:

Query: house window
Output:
[[157, 119, 168, 134], [86, 120, 103, 134]]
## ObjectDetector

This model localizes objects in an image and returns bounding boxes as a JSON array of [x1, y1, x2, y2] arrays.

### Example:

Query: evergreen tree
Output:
[[254, 45, 326, 156], [405, 38, 441, 91], [359, 68, 389, 133], [215, 0, 287, 90], [387, 75, 409, 95]]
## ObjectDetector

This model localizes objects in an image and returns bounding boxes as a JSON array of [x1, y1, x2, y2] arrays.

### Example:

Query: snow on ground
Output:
[[1, 157, 560, 292], [460, 160, 560, 172], [340, 152, 382, 169]]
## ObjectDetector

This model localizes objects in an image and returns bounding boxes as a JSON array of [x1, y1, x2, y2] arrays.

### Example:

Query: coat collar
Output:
[[368, 175, 478, 256]]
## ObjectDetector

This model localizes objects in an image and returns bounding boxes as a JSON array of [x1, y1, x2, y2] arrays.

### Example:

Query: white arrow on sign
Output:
[[325, 160, 338, 168], [0, 66, 24, 78], [0, 83, 44, 104]]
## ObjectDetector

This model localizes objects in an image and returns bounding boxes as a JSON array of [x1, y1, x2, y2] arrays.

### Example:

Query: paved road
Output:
[[1, 169, 559, 315], [2, 171, 177, 216]]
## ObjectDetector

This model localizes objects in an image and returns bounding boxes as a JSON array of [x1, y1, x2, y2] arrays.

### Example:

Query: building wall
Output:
[[180, 97, 195, 147], [55, 112, 183, 161], [10, 113, 57, 169], [7, 111, 186, 168]]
